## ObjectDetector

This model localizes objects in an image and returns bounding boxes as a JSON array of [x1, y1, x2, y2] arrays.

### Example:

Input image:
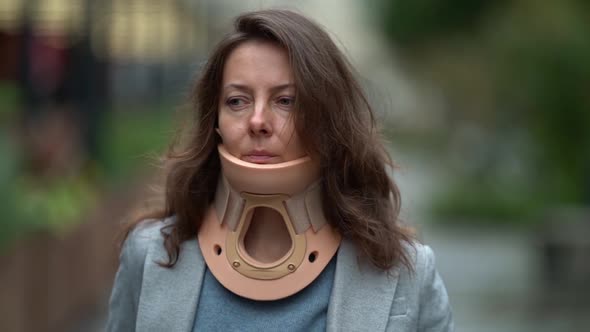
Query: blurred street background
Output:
[[0, 0, 589, 331]]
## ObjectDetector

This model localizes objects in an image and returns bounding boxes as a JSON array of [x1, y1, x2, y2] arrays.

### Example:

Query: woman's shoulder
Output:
[[121, 216, 177, 259], [394, 240, 450, 306], [402, 240, 437, 275], [391, 240, 441, 292], [399, 241, 454, 330], [107, 216, 178, 331]]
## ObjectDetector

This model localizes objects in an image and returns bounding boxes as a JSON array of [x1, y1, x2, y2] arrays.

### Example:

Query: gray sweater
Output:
[[106, 217, 454, 331], [193, 257, 336, 331]]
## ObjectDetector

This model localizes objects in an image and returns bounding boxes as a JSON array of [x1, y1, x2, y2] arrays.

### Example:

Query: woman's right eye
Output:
[[226, 97, 248, 109]]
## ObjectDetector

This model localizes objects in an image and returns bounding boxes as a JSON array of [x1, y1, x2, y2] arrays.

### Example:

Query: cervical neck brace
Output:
[[197, 145, 342, 300]]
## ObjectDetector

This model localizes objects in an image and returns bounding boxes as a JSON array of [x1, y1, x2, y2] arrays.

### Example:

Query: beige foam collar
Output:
[[215, 145, 326, 234], [217, 145, 320, 195]]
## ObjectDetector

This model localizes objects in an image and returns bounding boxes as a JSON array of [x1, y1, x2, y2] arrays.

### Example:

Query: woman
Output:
[[107, 9, 453, 332]]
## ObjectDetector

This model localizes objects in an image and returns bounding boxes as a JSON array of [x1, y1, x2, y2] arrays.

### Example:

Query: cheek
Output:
[[218, 112, 236, 137], [290, 134, 307, 156], [218, 113, 245, 151], [217, 114, 233, 144], [280, 126, 307, 158]]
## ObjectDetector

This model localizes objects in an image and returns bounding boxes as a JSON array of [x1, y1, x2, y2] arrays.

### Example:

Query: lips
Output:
[[242, 150, 278, 164]]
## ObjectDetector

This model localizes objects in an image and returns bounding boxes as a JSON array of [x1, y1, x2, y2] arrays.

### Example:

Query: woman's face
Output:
[[217, 40, 306, 164]]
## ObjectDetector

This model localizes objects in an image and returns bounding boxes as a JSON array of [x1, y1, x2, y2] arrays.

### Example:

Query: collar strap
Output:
[[214, 176, 327, 234], [215, 144, 326, 234]]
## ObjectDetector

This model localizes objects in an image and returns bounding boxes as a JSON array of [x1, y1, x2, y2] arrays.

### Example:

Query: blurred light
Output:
[[107, 0, 203, 63], [31, 0, 83, 35], [0, 0, 23, 31], [0, 0, 23, 32], [0, 0, 83, 36]]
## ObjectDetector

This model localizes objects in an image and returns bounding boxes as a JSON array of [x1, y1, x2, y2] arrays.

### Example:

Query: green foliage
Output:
[[0, 138, 30, 251], [0, 103, 174, 252], [0, 81, 20, 121], [375, 0, 590, 222], [431, 182, 541, 225], [99, 105, 173, 182], [375, 0, 501, 45], [497, 38, 590, 203]]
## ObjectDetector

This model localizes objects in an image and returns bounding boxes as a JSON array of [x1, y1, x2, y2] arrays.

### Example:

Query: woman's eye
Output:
[[277, 97, 295, 107], [226, 97, 247, 108]]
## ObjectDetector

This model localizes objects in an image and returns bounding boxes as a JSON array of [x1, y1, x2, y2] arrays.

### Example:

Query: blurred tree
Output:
[[374, 0, 590, 221], [377, 0, 502, 46]]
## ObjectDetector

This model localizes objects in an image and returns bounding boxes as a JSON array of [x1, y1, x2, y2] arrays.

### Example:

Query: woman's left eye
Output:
[[277, 97, 295, 107]]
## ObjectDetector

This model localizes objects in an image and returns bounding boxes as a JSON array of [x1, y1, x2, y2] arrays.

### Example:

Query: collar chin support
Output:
[[197, 145, 342, 300]]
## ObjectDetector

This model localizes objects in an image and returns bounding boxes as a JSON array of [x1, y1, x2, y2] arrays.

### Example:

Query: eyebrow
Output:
[[223, 83, 295, 93]]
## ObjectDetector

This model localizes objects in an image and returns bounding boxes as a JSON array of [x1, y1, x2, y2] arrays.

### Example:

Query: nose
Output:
[[249, 101, 272, 137]]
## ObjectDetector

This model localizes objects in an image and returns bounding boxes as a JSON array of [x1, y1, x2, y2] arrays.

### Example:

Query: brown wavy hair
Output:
[[121, 9, 415, 271]]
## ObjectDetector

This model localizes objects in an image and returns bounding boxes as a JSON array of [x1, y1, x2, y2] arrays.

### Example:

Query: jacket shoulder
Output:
[[127, 218, 164, 245], [407, 241, 435, 273], [124, 216, 177, 255], [106, 216, 176, 332], [397, 240, 445, 296], [394, 241, 454, 331]]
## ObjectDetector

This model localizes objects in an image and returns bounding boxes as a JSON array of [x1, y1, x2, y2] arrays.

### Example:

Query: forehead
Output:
[[222, 40, 293, 86]]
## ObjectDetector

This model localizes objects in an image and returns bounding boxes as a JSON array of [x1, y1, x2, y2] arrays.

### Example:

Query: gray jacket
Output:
[[106, 218, 454, 332]]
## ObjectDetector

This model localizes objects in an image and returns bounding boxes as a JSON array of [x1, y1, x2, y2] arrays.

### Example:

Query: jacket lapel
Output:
[[136, 237, 206, 332], [326, 239, 399, 332], [133, 234, 398, 331]]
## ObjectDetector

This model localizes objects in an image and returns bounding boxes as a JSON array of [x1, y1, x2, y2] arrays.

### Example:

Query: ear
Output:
[[215, 127, 222, 139]]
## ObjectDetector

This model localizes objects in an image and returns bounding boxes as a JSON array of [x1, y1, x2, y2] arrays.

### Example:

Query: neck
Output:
[[242, 207, 292, 263]]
